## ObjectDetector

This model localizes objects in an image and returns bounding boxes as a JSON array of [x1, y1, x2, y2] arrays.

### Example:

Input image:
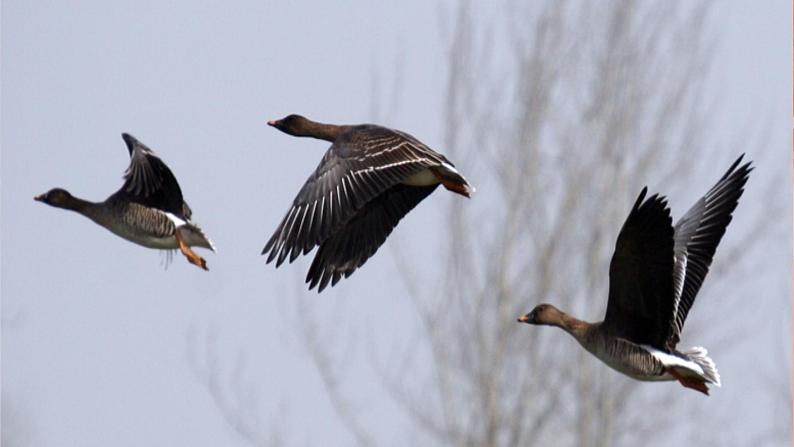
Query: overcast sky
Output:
[[2, 1, 791, 446]]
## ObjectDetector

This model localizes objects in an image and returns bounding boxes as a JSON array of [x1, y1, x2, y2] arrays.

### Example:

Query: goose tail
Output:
[[434, 162, 475, 198], [179, 221, 216, 252], [684, 346, 721, 386]]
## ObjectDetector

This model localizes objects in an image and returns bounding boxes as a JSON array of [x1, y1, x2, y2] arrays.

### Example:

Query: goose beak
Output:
[[267, 120, 277, 127], [518, 314, 530, 323], [34, 194, 44, 202]]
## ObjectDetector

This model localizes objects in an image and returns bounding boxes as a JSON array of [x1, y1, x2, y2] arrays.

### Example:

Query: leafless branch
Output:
[[228, 2, 786, 446], [186, 324, 285, 447], [295, 296, 377, 447]]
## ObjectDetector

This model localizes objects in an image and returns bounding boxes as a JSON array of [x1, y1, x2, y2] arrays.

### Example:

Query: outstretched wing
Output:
[[306, 183, 438, 292], [113, 133, 188, 218], [262, 126, 446, 266], [667, 155, 753, 348], [603, 188, 675, 349]]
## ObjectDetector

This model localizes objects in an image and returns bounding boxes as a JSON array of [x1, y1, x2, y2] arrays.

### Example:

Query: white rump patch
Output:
[[683, 346, 721, 386], [641, 345, 704, 374], [167, 212, 216, 251], [164, 212, 187, 227], [641, 344, 720, 386]]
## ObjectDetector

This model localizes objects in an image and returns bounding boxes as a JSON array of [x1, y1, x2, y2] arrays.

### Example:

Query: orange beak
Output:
[[517, 314, 530, 323]]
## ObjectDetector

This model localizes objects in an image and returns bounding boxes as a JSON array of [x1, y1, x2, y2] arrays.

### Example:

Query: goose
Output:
[[35, 133, 215, 270], [263, 114, 474, 292], [518, 155, 752, 395]]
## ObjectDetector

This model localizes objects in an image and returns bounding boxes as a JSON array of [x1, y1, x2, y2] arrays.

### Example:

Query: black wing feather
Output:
[[667, 155, 752, 348], [603, 187, 675, 349], [112, 133, 187, 218], [306, 184, 438, 292], [262, 126, 446, 267]]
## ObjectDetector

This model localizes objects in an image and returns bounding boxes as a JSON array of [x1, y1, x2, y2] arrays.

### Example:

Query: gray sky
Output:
[[2, 1, 791, 446]]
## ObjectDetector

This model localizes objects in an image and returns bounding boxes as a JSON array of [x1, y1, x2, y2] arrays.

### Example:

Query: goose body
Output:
[[263, 114, 474, 292], [581, 325, 712, 383], [519, 155, 752, 395], [35, 133, 214, 270], [91, 200, 213, 251]]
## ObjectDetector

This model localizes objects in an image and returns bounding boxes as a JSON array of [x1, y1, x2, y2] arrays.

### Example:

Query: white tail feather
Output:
[[643, 344, 720, 386], [684, 347, 721, 386], [186, 224, 216, 252], [167, 213, 216, 252]]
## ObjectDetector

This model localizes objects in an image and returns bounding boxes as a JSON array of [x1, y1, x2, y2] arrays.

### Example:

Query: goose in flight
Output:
[[518, 155, 752, 395], [35, 133, 215, 270], [263, 114, 474, 292]]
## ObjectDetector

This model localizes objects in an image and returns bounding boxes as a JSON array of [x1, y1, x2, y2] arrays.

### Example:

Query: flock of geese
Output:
[[35, 114, 752, 395]]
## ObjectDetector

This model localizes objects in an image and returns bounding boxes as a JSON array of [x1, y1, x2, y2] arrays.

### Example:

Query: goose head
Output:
[[34, 188, 75, 208], [267, 114, 311, 136], [518, 304, 565, 326]]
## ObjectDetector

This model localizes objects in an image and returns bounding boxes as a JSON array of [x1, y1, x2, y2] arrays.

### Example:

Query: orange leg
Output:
[[668, 368, 709, 396], [175, 229, 208, 271], [431, 168, 471, 198]]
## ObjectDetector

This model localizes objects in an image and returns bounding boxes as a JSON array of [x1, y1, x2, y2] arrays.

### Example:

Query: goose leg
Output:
[[668, 368, 709, 396], [175, 228, 208, 271]]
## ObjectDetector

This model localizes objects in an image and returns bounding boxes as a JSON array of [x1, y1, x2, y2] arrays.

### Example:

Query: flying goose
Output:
[[263, 114, 474, 292], [518, 155, 752, 395], [35, 133, 215, 270]]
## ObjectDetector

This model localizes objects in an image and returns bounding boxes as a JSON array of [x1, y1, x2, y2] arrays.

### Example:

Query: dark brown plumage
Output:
[[263, 115, 474, 292], [35, 133, 214, 270], [519, 155, 752, 395]]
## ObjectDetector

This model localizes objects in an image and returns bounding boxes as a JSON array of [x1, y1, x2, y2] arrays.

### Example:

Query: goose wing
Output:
[[305, 183, 438, 292], [667, 155, 752, 348], [113, 133, 189, 219], [603, 187, 675, 349], [262, 125, 447, 266]]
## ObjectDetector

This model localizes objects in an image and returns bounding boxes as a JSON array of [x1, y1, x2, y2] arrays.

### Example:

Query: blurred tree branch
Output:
[[186, 324, 286, 447], [190, 1, 788, 446], [295, 297, 377, 447], [303, 1, 786, 446]]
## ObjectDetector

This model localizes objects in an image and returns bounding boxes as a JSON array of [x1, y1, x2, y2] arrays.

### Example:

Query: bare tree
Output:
[[187, 324, 286, 447], [379, 3, 714, 445], [190, 2, 787, 446], [301, 1, 786, 446]]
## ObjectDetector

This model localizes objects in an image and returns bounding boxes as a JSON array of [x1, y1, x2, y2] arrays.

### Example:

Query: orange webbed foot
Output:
[[184, 252, 209, 270], [668, 368, 710, 396], [175, 229, 209, 271]]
